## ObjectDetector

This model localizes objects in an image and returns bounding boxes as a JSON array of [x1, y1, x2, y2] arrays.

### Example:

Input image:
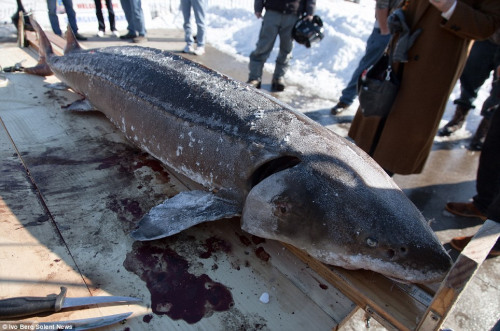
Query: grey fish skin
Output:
[[29, 20, 452, 284]]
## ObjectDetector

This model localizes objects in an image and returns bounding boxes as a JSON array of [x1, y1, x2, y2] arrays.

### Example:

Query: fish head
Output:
[[241, 158, 452, 284]]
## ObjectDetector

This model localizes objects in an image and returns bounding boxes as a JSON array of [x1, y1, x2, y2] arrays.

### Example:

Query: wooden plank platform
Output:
[[1, 30, 498, 330], [0, 44, 356, 330]]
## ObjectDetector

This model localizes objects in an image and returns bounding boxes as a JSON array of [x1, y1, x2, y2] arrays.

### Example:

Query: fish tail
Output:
[[24, 18, 54, 76]]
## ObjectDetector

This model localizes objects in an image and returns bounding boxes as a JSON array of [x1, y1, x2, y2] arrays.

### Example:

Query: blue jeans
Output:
[[455, 39, 500, 109], [120, 0, 134, 33], [47, 0, 78, 35], [339, 27, 391, 105], [120, 0, 146, 36], [181, 0, 207, 47], [248, 10, 297, 81]]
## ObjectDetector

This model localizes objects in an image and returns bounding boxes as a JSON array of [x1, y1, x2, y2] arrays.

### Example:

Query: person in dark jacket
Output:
[[247, 0, 315, 92], [437, 29, 500, 151], [445, 66, 499, 257]]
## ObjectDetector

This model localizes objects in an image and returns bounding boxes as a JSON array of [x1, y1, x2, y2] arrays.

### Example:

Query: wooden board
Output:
[[0, 45, 356, 330], [6, 33, 498, 330]]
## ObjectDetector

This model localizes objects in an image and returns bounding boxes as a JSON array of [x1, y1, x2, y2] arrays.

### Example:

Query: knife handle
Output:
[[0, 287, 67, 319]]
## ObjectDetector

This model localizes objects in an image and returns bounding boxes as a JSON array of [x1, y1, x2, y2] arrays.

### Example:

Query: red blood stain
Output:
[[107, 196, 143, 224], [255, 247, 270, 262], [124, 242, 234, 324], [251, 236, 265, 245], [199, 236, 232, 259], [238, 234, 251, 246]]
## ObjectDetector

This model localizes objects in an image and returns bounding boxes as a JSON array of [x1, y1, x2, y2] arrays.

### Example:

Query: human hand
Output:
[[303, 15, 313, 21], [255, 12, 262, 19], [429, 0, 456, 13]]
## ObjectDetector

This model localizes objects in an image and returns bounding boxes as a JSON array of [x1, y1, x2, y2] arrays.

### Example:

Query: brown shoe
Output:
[[450, 236, 472, 252], [445, 202, 487, 221], [246, 79, 261, 89], [132, 35, 147, 43], [450, 236, 500, 257]]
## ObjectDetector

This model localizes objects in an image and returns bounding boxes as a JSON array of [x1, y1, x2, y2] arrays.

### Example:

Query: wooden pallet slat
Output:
[[17, 29, 500, 331], [417, 220, 500, 330]]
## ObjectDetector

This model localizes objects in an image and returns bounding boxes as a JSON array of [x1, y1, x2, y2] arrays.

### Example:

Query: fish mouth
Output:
[[366, 260, 450, 284], [384, 271, 444, 284], [306, 247, 451, 284], [385, 275, 416, 284]]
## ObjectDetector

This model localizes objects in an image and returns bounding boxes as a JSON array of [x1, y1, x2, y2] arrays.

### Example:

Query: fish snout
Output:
[[365, 237, 410, 261], [383, 244, 410, 261], [366, 235, 452, 283]]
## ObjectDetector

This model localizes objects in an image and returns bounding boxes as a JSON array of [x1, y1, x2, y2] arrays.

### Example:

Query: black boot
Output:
[[469, 117, 491, 151], [438, 104, 471, 136], [330, 101, 351, 115], [271, 78, 286, 92]]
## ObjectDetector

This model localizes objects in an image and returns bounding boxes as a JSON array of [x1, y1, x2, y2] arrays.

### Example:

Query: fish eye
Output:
[[273, 199, 289, 216], [366, 237, 378, 247]]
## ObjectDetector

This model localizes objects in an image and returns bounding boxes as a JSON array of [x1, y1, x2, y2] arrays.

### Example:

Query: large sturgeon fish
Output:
[[28, 20, 452, 283]]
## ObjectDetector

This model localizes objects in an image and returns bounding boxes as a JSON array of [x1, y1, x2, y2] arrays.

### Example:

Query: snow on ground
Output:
[[147, 0, 492, 116], [150, 0, 491, 139], [0, 0, 493, 135]]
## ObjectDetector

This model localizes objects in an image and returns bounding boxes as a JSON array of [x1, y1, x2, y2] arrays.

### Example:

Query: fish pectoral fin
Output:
[[44, 82, 70, 90], [63, 99, 97, 112], [131, 190, 241, 241], [24, 60, 53, 76]]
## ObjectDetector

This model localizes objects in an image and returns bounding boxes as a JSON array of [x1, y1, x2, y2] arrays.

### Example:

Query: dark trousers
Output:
[[94, 0, 116, 32], [474, 106, 500, 221], [455, 39, 500, 109]]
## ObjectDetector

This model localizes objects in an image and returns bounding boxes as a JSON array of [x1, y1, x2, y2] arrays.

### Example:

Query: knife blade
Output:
[[0, 287, 140, 319], [1, 312, 133, 331], [39, 312, 133, 330]]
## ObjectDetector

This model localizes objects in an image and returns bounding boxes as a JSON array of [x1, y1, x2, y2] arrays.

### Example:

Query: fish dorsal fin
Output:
[[131, 190, 241, 241], [64, 24, 82, 54]]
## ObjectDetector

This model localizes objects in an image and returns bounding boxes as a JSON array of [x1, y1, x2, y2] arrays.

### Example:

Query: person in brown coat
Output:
[[348, 0, 500, 175]]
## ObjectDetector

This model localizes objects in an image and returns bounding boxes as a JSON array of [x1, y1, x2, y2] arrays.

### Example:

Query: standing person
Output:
[[348, 0, 500, 176], [46, 0, 87, 40], [246, 0, 316, 92], [438, 29, 500, 151], [331, 0, 402, 115], [445, 67, 500, 256], [12, 0, 34, 31], [94, 0, 120, 37], [181, 0, 207, 56], [119, 0, 147, 43]]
